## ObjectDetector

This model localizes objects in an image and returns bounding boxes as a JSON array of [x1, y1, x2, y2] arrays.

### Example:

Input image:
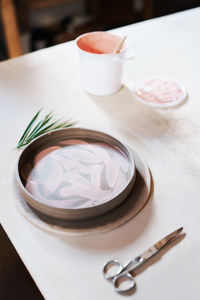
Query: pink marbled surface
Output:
[[24, 140, 132, 209]]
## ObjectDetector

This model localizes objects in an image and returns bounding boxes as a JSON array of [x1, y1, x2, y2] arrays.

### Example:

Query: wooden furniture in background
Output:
[[18, 0, 78, 10], [0, 0, 22, 58], [16, 0, 81, 31], [86, 0, 154, 29], [16, 0, 81, 51], [0, 0, 80, 58]]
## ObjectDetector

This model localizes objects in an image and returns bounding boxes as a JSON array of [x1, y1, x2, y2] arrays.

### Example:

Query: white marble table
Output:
[[1, 8, 200, 300]]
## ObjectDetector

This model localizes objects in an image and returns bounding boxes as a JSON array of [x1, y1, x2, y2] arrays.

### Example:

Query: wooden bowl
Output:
[[16, 128, 136, 221]]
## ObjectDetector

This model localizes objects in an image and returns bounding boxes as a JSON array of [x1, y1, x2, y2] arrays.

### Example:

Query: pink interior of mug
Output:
[[76, 31, 127, 54]]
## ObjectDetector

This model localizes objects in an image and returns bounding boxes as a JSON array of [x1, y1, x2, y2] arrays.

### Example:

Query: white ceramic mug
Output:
[[76, 31, 135, 96]]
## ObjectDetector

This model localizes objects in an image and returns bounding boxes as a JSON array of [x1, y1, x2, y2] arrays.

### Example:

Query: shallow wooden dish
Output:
[[16, 128, 136, 221]]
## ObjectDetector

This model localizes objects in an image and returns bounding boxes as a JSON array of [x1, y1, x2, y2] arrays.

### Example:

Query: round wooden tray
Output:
[[15, 147, 152, 236]]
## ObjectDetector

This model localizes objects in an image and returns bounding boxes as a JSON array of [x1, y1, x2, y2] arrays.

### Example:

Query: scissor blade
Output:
[[118, 227, 183, 275], [154, 227, 183, 251], [140, 227, 183, 263]]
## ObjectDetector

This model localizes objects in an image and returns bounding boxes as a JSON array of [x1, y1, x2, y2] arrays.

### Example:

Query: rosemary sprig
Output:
[[16, 110, 75, 149]]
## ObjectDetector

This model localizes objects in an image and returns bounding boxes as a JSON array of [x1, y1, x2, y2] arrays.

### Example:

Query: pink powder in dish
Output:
[[134, 78, 186, 105]]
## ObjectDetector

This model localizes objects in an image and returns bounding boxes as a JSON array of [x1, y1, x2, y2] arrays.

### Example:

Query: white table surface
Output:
[[1, 8, 200, 300]]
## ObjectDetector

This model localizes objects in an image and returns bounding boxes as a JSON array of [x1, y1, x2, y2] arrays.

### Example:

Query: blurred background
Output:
[[0, 0, 200, 61]]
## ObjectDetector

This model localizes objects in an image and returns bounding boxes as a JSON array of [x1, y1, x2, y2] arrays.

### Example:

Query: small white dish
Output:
[[132, 77, 187, 108]]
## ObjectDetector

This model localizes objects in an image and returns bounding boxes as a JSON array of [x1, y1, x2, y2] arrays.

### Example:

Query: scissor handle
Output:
[[113, 273, 135, 294], [103, 259, 135, 294], [103, 259, 123, 280]]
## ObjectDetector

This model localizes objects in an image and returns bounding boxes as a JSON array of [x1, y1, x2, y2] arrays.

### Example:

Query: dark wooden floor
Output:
[[0, 225, 44, 300]]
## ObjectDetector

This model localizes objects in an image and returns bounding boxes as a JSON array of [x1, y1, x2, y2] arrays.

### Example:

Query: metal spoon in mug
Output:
[[103, 227, 183, 294]]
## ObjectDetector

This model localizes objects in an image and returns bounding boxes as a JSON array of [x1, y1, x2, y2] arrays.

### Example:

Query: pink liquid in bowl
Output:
[[23, 139, 133, 209], [77, 32, 126, 54]]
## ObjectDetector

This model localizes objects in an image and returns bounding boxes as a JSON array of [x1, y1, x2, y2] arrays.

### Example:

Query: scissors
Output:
[[103, 227, 183, 294]]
